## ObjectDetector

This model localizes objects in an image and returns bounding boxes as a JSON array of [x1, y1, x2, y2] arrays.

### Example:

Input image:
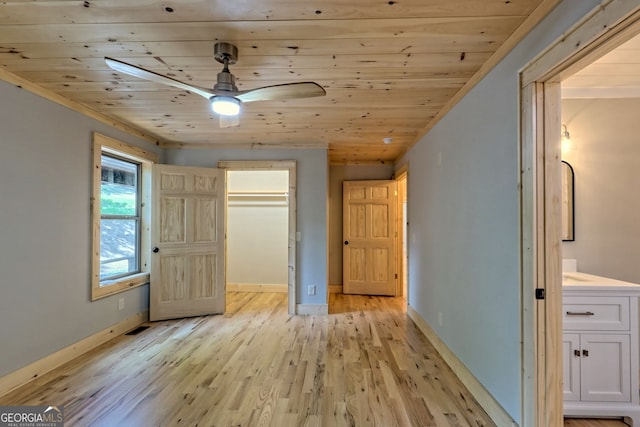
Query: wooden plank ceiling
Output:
[[0, 0, 547, 164], [563, 34, 640, 99]]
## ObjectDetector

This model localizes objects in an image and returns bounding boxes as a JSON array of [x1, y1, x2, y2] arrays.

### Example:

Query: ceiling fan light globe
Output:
[[211, 96, 241, 116]]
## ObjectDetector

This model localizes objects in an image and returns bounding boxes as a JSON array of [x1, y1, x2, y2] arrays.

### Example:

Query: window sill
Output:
[[91, 272, 149, 301]]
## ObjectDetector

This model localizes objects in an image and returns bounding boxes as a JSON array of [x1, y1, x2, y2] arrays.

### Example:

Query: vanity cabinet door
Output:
[[563, 333, 581, 401], [580, 333, 631, 402]]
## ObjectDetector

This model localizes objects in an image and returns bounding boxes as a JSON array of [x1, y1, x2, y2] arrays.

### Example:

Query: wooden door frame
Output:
[[395, 165, 408, 301], [218, 160, 297, 315], [519, 2, 640, 425]]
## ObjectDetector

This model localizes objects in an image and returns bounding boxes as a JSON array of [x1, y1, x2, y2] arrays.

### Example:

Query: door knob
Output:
[[153, 247, 159, 253], [344, 241, 349, 245]]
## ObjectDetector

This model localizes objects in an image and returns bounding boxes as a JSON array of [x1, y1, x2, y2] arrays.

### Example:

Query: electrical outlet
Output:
[[118, 298, 125, 311], [438, 312, 443, 327], [308, 285, 316, 295]]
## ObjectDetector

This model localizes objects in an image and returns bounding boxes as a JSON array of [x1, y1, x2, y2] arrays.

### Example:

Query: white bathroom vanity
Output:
[[563, 272, 640, 425]]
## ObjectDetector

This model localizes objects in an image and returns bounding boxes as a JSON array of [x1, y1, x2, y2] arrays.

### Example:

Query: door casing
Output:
[[519, 2, 640, 425]]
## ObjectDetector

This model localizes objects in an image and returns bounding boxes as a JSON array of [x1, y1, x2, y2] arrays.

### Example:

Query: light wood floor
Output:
[[0, 292, 631, 426]]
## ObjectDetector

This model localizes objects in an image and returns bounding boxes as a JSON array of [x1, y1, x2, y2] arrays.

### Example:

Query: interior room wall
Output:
[[0, 81, 160, 378], [226, 170, 289, 288], [328, 164, 394, 288], [165, 148, 328, 306], [561, 97, 640, 283], [396, 0, 600, 422]]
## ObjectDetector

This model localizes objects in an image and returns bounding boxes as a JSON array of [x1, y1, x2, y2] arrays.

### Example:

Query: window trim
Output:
[[91, 133, 158, 301]]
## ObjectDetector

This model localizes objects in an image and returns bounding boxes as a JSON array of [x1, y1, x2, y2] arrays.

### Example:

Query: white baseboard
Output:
[[296, 304, 329, 315], [406, 306, 517, 427], [227, 283, 288, 293], [329, 284, 343, 294], [0, 311, 148, 398]]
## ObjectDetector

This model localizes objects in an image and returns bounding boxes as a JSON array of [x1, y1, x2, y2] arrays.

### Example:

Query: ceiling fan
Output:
[[105, 42, 326, 128]]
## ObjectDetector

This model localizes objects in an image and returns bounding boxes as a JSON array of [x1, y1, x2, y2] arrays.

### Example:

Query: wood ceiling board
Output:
[[0, 36, 508, 60], [0, 52, 493, 72], [561, 34, 640, 98], [38, 77, 467, 93], [0, 0, 536, 24], [0, 17, 526, 44], [65, 89, 455, 106], [563, 74, 640, 88], [0, 0, 549, 163]]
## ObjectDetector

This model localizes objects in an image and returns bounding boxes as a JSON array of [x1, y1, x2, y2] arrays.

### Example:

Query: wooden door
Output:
[[343, 180, 397, 295], [150, 165, 225, 321]]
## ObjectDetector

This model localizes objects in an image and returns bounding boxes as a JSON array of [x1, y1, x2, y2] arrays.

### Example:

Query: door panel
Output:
[[343, 180, 397, 295], [562, 333, 581, 401], [581, 333, 630, 402], [151, 165, 225, 321], [160, 197, 186, 243]]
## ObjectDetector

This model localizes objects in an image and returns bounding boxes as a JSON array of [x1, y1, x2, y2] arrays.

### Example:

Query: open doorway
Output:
[[559, 34, 640, 426], [520, 3, 640, 425], [218, 160, 297, 315], [226, 170, 289, 294]]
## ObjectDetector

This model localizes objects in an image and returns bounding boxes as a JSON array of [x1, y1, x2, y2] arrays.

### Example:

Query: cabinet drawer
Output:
[[562, 296, 629, 331]]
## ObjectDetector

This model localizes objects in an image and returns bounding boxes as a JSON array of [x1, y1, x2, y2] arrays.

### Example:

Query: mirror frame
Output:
[[561, 160, 575, 242]]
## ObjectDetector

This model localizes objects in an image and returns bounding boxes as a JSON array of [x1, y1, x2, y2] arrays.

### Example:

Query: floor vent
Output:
[[125, 326, 150, 335]]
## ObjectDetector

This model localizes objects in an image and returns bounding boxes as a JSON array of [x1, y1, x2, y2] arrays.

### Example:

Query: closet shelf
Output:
[[227, 191, 288, 206]]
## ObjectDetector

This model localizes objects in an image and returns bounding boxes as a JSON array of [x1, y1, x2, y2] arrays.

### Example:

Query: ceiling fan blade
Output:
[[235, 82, 325, 103], [105, 57, 215, 99], [219, 115, 240, 128]]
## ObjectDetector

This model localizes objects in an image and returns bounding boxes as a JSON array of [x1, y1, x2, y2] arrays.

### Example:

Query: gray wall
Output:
[[562, 98, 640, 283], [398, 0, 600, 422], [165, 148, 328, 305], [328, 164, 395, 286], [0, 81, 160, 377]]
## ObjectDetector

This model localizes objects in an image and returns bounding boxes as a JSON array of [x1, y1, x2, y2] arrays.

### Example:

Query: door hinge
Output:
[[535, 288, 545, 300], [395, 273, 398, 279]]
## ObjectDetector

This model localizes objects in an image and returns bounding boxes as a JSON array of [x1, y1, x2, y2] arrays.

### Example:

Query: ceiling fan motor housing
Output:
[[214, 69, 237, 92]]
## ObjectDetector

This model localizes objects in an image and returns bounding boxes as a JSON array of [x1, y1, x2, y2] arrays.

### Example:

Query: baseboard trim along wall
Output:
[[0, 311, 148, 398], [296, 304, 329, 315], [406, 306, 517, 427], [227, 283, 288, 293]]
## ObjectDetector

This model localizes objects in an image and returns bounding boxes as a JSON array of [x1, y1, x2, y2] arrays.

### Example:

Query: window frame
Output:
[[99, 152, 142, 281], [91, 133, 158, 300]]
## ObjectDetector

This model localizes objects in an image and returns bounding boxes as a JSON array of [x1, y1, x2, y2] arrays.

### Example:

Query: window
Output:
[[100, 154, 141, 280], [91, 133, 158, 300]]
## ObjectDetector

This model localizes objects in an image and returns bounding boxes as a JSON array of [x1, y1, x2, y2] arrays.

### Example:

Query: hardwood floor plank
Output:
[[1, 291, 620, 426]]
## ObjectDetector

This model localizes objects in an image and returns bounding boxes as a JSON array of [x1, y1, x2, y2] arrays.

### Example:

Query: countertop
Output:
[[563, 271, 640, 292]]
